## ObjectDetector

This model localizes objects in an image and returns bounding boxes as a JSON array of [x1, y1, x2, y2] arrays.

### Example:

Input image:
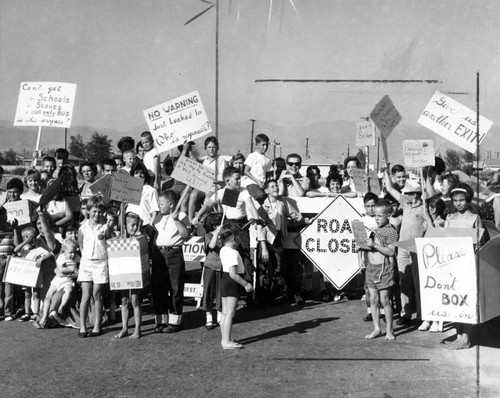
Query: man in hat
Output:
[[384, 166, 425, 326]]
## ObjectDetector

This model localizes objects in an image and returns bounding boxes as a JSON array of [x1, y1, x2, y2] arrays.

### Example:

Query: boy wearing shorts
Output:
[[359, 200, 398, 341]]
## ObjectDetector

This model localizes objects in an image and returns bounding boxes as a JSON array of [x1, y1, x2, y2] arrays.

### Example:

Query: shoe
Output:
[[89, 331, 102, 337], [205, 322, 216, 330], [164, 324, 181, 333], [78, 331, 88, 338], [418, 320, 431, 331], [430, 321, 443, 333], [154, 324, 166, 333], [363, 314, 373, 322], [333, 294, 343, 302], [221, 342, 243, 349], [18, 314, 30, 322], [4, 316, 15, 322], [396, 317, 412, 326]]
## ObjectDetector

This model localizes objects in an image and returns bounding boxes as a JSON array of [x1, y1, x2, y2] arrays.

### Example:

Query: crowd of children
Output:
[[0, 131, 490, 350]]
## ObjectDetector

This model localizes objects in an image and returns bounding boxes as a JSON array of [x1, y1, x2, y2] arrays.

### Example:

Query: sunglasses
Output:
[[287, 162, 301, 166]]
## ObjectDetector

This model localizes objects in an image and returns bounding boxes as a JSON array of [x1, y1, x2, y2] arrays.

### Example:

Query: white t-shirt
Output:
[[241, 152, 272, 187], [154, 212, 189, 247], [214, 187, 251, 220], [220, 246, 244, 274], [143, 148, 159, 180], [21, 192, 41, 203], [126, 184, 160, 226]]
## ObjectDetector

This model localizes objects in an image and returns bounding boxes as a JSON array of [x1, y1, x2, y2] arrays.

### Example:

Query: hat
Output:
[[402, 179, 422, 194]]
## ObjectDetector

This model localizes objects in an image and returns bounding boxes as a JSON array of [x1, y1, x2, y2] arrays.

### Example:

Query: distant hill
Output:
[[1, 119, 498, 167]]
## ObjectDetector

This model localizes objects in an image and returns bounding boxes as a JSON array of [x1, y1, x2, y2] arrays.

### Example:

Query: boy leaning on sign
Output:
[[0, 207, 20, 321], [151, 190, 190, 333]]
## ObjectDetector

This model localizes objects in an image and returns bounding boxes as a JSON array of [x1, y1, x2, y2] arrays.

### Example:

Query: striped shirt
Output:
[[0, 231, 15, 256]]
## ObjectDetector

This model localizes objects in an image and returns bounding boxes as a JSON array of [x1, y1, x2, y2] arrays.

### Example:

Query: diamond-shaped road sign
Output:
[[294, 196, 363, 290]]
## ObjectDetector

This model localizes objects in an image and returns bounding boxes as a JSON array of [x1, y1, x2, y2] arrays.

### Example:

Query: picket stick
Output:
[[175, 185, 191, 213], [32, 125, 42, 167], [419, 168, 426, 210]]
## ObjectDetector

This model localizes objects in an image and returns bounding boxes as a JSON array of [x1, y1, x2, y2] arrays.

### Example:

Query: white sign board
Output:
[[171, 155, 215, 193], [355, 120, 376, 147], [182, 237, 206, 262], [3, 257, 40, 288], [14, 82, 77, 128], [417, 90, 493, 154], [4, 200, 31, 225], [416, 237, 477, 324], [143, 91, 212, 154], [296, 196, 362, 290], [109, 173, 143, 205], [369, 95, 402, 138], [403, 140, 435, 168]]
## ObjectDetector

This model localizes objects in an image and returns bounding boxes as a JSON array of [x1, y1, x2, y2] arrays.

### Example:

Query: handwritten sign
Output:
[[355, 120, 376, 147], [351, 220, 369, 250], [370, 95, 402, 138], [3, 257, 41, 288], [143, 91, 212, 154], [89, 175, 112, 203], [417, 90, 493, 154], [4, 200, 31, 226], [403, 140, 435, 168], [14, 82, 77, 128], [416, 237, 477, 324], [171, 155, 215, 193], [350, 168, 366, 193], [109, 173, 143, 205], [296, 196, 362, 290], [368, 170, 381, 196]]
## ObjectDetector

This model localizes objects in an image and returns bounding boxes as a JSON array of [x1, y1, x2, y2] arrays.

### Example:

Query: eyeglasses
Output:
[[287, 162, 301, 166]]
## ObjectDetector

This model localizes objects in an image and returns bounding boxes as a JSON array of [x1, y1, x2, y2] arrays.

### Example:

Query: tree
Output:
[[4, 149, 18, 165], [85, 132, 112, 164], [443, 149, 461, 170], [0, 151, 4, 165], [69, 134, 86, 158]]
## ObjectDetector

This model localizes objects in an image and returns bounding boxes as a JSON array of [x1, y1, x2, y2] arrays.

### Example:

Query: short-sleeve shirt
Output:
[[126, 184, 160, 226], [282, 174, 310, 197], [445, 210, 479, 228], [242, 152, 272, 187], [154, 212, 188, 247], [220, 246, 244, 274], [79, 220, 108, 261], [399, 195, 425, 241], [143, 148, 159, 179], [215, 187, 250, 220]]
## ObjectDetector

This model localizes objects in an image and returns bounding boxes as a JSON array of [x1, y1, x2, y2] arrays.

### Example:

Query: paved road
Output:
[[0, 298, 498, 397]]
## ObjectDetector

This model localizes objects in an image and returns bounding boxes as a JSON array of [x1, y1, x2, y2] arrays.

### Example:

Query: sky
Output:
[[1, 0, 500, 140]]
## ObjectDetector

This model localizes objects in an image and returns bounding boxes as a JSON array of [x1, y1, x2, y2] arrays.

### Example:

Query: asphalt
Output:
[[0, 296, 498, 398]]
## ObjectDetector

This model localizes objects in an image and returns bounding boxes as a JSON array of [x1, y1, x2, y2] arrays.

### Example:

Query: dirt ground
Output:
[[0, 297, 498, 398]]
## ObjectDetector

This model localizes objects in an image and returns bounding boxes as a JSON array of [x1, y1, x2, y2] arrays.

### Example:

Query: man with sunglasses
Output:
[[278, 154, 310, 197]]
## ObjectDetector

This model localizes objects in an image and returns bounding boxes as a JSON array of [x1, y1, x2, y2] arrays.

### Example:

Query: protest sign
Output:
[[4, 200, 31, 226], [370, 95, 402, 138], [171, 155, 215, 193], [14, 82, 77, 128], [182, 236, 206, 263], [350, 168, 366, 193], [355, 120, 376, 147], [109, 173, 143, 205], [107, 236, 150, 290], [222, 188, 239, 207], [417, 90, 493, 154], [477, 235, 500, 322], [295, 195, 362, 290], [416, 237, 477, 324], [3, 257, 41, 288], [89, 175, 113, 203], [403, 140, 435, 168], [143, 91, 212, 154], [368, 170, 381, 196], [351, 220, 369, 250]]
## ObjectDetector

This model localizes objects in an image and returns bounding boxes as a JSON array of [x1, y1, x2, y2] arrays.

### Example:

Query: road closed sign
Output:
[[295, 196, 362, 290]]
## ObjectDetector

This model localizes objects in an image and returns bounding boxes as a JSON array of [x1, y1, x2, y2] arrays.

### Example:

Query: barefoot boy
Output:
[[359, 200, 398, 341]]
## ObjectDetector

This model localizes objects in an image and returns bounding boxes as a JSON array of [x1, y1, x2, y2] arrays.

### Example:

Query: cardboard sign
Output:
[[107, 236, 150, 290], [370, 95, 402, 138], [477, 235, 500, 322], [350, 168, 366, 193], [109, 173, 143, 205], [295, 195, 362, 290], [416, 237, 477, 324], [4, 200, 31, 226], [417, 90, 493, 154], [3, 257, 41, 288], [184, 283, 203, 298], [182, 236, 206, 263], [403, 140, 435, 168], [222, 188, 239, 208], [355, 120, 376, 147], [368, 170, 381, 196], [351, 220, 369, 250], [143, 91, 212, 154], [171, 155, 215, 193], [89, 175, 113, 203], [14, 82, 77, 128]]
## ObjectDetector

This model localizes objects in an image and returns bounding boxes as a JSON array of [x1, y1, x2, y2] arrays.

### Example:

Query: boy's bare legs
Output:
[[32, 288, 40, 317], [221, 296, 238, 345], [380, 288, 395, 340], [130, 290, 141, 339], [365, 287, 382, 339], [79, 282, 92, 333], [115, 295, 129, 338]]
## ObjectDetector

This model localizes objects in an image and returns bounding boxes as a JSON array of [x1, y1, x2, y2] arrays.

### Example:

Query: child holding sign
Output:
[[358, 200, 398, 340]]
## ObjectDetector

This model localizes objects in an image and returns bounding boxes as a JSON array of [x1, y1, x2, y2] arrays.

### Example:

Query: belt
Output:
[[157, 246, 182, 252]]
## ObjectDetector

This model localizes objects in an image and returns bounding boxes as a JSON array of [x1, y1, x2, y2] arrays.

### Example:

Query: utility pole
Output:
[[273, 139, 280, 161], [347, 143, 350, 157], [305, 138, 309, 160], [249, 119, 256, 153]]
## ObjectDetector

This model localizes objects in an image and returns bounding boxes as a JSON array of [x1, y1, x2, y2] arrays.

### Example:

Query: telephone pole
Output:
[[249, 119, 256, 152]]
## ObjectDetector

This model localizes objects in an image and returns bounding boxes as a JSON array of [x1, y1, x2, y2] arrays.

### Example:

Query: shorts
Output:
[[78, 258, 108, 284], [366, 263, 393, 290], [220, 272, 240, 298], [50, 275, 74, 291]]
